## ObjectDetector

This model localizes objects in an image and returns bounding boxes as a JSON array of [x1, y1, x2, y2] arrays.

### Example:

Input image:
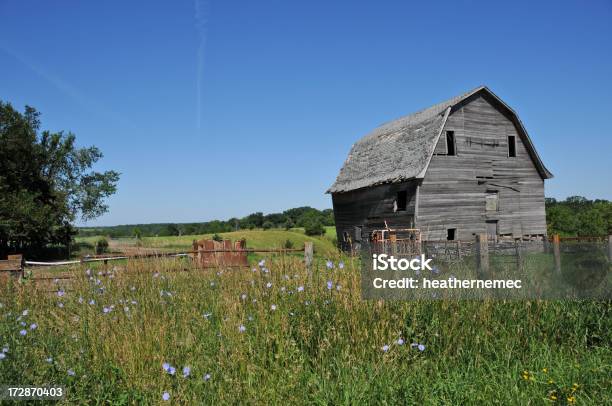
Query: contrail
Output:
[[0, 45, 135, 129], [194, 0, 210, 130]]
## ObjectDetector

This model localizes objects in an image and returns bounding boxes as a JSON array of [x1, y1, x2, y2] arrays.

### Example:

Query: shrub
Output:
[[304, 220, 325, 236], [95, 238, 109, 255], [284, 239, 294, 249], [262, 221, 273, 230], [212, 233, 223, 242]]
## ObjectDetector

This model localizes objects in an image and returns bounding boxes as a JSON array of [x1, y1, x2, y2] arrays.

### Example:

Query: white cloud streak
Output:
[[194, 0, 210, 130]]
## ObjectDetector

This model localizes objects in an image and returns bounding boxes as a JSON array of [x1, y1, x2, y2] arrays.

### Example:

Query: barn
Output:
[[327, 86, 553, 249]]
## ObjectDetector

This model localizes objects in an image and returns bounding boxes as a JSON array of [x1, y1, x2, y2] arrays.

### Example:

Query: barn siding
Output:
[[417, 94, 546, 240], [331, 180, 418, 244]]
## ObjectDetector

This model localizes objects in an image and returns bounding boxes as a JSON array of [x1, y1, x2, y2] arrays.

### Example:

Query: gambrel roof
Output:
[[327, 86, 553, 193]]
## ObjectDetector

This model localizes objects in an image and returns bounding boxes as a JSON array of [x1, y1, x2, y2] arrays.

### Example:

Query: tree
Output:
[[304, 219, 325, 236], [0, 101, 120, 255]]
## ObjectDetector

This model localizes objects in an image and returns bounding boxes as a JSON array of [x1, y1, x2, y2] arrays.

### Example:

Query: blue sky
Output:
[[1, 0, 611, 226]]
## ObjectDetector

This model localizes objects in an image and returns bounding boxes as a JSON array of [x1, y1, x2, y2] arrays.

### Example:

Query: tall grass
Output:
[[0, 254, 610, 404]]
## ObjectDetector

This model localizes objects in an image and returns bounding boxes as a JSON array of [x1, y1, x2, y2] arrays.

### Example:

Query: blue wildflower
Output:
[[270, 304, 277, 311], [203, 373, 211, 381], [182, 366, 191, 378], [326, 281, 333, 290], [0, 353, 5, 360], [238, 325, 246, 333], [67, 369, 75, 376], [338, 261, 345, 269], [297, 286, 304, 292], [162, 392, 170, 401], [19, 329, 27, 336], [30, 323, 37, 330], [326, 260, 334, 269], [258, 259, 265, 267], [396, 338, 404, 345], [162, 362, 170, 372], [382, 345, 390, 352]]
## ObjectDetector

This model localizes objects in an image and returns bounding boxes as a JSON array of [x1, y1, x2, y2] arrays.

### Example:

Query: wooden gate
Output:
[[192, 239, 249, 268]]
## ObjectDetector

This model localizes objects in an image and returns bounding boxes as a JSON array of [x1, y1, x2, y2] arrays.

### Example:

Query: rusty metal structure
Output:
[[192, 238, 249, 268]]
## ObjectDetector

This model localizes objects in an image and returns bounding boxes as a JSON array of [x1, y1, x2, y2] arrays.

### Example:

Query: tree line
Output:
[[78, 206, 335, 238], [546, 196, 611, 236]]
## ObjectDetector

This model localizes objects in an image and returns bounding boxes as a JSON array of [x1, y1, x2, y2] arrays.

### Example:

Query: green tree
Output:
[[0, 101, 119, 255]]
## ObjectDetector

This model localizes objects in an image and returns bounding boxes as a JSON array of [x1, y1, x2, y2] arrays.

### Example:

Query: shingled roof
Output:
[[327, 86, 552, 193]]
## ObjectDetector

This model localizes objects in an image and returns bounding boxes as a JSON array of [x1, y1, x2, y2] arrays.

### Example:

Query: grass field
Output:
[[75, 228, 338, 258], [0, 250, 610, 404]]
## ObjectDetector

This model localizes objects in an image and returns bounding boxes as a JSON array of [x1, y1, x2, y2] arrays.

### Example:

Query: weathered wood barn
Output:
[[327, 86, 553, 246]]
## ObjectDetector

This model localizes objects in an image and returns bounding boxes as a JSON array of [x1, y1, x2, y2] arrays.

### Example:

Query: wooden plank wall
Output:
[[332, 180, 418, 244], [417, 94, 546, 240]]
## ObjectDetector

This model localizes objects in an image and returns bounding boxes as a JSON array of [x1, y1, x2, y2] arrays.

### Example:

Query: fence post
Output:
[[476, 234, 489, 279], [515, 240, 522, 271], [304, 242, 313, 273], [553, 234, 561, 274]]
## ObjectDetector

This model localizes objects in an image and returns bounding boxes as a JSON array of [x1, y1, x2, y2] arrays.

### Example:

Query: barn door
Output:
[[486, 220, 498, 240]]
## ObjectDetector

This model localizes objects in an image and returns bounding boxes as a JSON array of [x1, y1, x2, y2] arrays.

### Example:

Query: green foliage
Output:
[[78, 206, 335, 238], [546, 196, 611, 236], [95, 238, 109, 254], [212, 233, 222, 242], [304, 219, 325, 236], [284, 239, 294, 249], [0, 101, 119, 255]]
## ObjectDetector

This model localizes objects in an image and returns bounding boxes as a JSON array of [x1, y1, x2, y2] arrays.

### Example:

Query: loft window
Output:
[[447, 228, 456, 241], [485, 191, 499, 212], [395, 191, 407, 212], [508, 135, 516, 157], [446, 131, 456, 156]]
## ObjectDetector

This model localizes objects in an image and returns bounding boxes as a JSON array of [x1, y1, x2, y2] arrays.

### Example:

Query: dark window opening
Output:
[[446, 131, 456, 156], [447, 228, 456, 241], [342, 231, 350, 242], [396, 191, 407, 211], [508, 135, 516, 157]]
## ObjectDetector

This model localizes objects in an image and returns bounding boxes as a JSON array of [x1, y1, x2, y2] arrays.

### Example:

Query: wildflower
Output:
[[182, 366, 191, 378], [203, 313, 212, 319], [338, 261, 345, 269], [270, 304, 277, 311], [266, 282, 272, 288], [78, 297, 84, 304], [57, 289, 65, 297], [130, 286, 136, 291], [567, 396, 576, 404], [0, 353, 5, 360], [30, 323, 37, 330], [20, 321, 26, 327], [46, 357, 53, 363], [131, 300, 137, 305], [162, 392, 170, 401], [280, 287, 286, 292], [382, 345, 390, 352], [252, 268, 257, 272], [336, 284, 341, 291], [431, 266, 440, 275], [239, 325, 246, 333], [241, 294, 247, 300], [162, 362, 171, 372], [297, 286, 304, 292], [2, 346, 8, 353], [124, 307, 130, 313], [22, 310, 29, 316], [19, 329, 27, 336], [168, 366, 176, 375], [304, 301, 310, 305], [103, 307, 111, 314], [210, 282, 215, 287], [153, 272, 159, 278], [418, 344, 425, 351], [203, 373, 211, 381], [326, 281, 333, 290], [89, 299, 95, 305], [67, 369, 75, 376], [326, 260, 334, 269], [85, 269, 91, 276], [248, 315, 254, 321], [396, 338, 405, 345], [542, 368, 548, 373], [258, 259, 265, 267]]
